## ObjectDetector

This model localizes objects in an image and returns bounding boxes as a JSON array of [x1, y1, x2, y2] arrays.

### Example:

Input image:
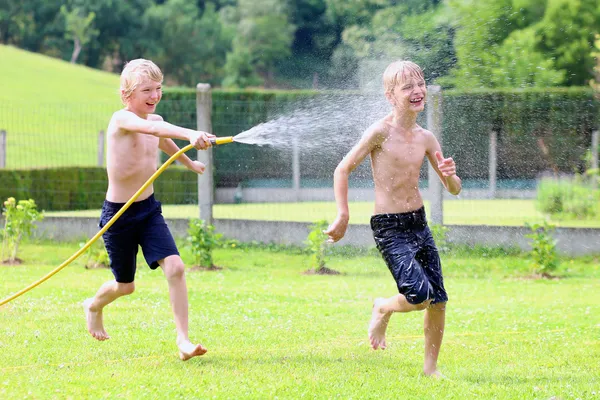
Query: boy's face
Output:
[[126, 78, 162, 115], [387, 75, 426, 113]]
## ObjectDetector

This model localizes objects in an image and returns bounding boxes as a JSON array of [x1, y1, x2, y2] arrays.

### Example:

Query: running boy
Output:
[[324, 60, 461, 377], [84, 59, 214, 361]]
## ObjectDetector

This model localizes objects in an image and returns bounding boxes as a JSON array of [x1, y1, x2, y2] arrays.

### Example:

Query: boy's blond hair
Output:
[[383, 61, 425, 95], [120, 59, 164, 104]]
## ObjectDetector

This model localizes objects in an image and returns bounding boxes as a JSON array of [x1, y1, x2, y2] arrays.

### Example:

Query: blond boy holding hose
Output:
[[84, 59, 214, 361]]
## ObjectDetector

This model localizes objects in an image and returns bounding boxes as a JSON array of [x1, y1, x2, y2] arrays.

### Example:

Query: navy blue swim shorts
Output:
[[99, 194, 179, 283], [370, 207, 448, 305]]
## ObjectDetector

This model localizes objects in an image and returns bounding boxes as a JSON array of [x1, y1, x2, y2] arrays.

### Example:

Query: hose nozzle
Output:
[[209, 136, 234, 146]]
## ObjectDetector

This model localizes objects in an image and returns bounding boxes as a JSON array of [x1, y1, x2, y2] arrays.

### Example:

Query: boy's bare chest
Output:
[[379, 138, 427, 167], [118, 133, 159, 157]]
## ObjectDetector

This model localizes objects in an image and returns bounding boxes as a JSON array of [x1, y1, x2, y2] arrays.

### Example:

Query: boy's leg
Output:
[[84, 280, 135, 340], [423, 302, 446, 377], [369, 294, 430, 350], [160, 255, 207, 360]]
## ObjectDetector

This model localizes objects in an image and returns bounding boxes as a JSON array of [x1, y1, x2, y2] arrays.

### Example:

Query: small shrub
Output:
[[430, 224, 449, 252], [305, 220, 338, 274], [536, 177, 599, 218], [186, 218, 223, 269], [81, 238, 110, 269], [525, 221, 559, 277], [1, 197, 44, 264]]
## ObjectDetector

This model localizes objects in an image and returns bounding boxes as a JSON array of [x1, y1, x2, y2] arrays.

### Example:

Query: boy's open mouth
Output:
[[410, 97, 423, 104]]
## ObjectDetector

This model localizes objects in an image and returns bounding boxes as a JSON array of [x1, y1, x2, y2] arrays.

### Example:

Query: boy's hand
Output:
[[323, 215, 349, 243], [435, 151, 456, 177], [190, 160, 206, 175], [190, 131, 214, 150]]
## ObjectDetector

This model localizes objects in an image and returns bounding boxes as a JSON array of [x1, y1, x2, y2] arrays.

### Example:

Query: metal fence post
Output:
[[426, 86, 443, 225], [292, 135, 300, 200], [97, 130, 104, 167], [592, 130, 599, 190], [0, 130, 6, 168], [489, 130, 497, 198], [196, 83, 213, 224]]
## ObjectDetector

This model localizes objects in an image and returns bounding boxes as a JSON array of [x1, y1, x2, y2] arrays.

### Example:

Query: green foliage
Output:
[[445, 0, 599, 88], [305, 219, 329, 271], [80, 237, 109, 269], [525, 221, 559, 275], [60, 5, 99, 64], [536, 177, 599, 218], [0, 166, 198, 211], [186, 218, 223, 268], [429, 224, 449, 252], [1, 197, 44, 262], [222, 0, 296, 87], [535, 0, 600, 86], [592, 33, 600, 97], [142, 0, 231, 86]]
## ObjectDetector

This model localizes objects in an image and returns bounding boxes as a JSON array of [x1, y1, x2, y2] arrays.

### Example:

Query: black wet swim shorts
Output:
[[370, 207, 448, 304], [99, 194, 179, 283]]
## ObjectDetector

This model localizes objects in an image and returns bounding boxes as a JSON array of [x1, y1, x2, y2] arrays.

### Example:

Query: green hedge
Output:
[[0, 166, 197, 211], [160, 87, 599, 185]]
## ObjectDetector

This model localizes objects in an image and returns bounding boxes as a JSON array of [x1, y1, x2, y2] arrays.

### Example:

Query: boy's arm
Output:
[[324, 126, 384, 242], [159, 138, 206, 174], [114, 110, 213, 149], [425, 132, 462, 195]]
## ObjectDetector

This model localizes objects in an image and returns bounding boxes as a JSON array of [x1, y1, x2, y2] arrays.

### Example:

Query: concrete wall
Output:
[[35, 217, 600, 256], [215, 187, 536, 203]]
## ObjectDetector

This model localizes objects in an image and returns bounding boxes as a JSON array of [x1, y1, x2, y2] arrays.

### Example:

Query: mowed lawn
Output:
[[0, 45, 121, 169], [47, 199, 600, 227], [1, 241, 599, 399]]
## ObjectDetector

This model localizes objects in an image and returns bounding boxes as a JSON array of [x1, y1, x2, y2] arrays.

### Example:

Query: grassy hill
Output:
[[0, 45, 121, 168]]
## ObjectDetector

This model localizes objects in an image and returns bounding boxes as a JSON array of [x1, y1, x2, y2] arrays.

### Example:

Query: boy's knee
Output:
[[414, 299, 432, 310], [429, 301, 446, 312], [164, 257, 186, 280], [116, 282, 135, 295]]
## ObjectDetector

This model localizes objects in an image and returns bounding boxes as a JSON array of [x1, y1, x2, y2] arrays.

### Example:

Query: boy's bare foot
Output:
[[424, 369, 445, 379], [83, 298, 110, 341], [178, 340, 208, 361], [368, 298, 392, 350]]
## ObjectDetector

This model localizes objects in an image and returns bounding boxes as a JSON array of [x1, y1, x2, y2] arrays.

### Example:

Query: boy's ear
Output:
[[384, 91, 395, 106]]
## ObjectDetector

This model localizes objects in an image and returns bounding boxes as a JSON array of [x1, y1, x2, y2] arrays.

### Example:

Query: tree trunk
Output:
[[70, 37, 82, 64]]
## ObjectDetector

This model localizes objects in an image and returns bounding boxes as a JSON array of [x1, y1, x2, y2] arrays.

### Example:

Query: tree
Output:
[[445, 0, 598, 88], [591, 34, 600, 98], [535, 0, 600, 86], [60, 5, 98, 64], [329, 1, 453, 88], [141, 0, 231, 86], [222, 0, 295, 87]]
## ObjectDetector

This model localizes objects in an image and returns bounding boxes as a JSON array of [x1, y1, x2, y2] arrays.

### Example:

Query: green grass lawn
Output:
[[0, 45, 120, 169], [1, 241, 599, 399], [47, 199, 600, 227]]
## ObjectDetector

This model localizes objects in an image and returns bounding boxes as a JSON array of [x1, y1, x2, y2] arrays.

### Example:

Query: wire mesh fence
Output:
[[0, 91, 598, 212]]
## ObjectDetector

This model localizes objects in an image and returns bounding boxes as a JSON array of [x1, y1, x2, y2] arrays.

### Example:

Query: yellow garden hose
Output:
[[0, 137, 234, 307]]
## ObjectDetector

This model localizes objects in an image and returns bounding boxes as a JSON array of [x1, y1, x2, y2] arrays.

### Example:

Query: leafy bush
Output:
[[525, 221, 559, 276], [186, 218, 223, 268], [305, 220, 332, 273], [80, 237, 109, 269], [1, 198, 44, 263], [429, 224, 449, 252], [536, 177, 599, 218]]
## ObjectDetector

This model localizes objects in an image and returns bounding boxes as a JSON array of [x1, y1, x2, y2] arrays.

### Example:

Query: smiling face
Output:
[[389, 76, 427, 113], [119, 59, 164, 117], [383, 61, 427, 114], [126, 78, 162, 116]]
